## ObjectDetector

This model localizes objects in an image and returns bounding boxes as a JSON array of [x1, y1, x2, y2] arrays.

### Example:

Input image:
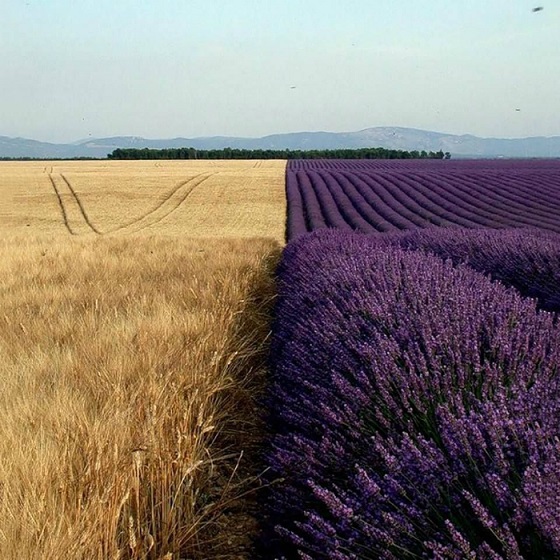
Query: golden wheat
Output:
[[0, 234, 280, 559], [0, 160, 286, 241], [0, 160, 286, 559]]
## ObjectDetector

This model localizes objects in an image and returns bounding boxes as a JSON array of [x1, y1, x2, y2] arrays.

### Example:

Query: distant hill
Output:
[[2, 127, 560, 159]]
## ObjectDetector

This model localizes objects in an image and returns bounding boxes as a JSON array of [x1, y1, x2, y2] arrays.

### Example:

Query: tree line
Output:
[[107, 147, 451, 160]]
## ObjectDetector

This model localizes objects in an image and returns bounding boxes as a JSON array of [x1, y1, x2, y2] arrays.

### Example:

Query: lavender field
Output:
[[286, 159, 560, 240], [258, 160, 560, 559]]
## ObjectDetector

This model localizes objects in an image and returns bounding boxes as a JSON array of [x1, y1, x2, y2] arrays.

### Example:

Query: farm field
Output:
[[0, 160, 285, 559], [260, 229, 560, 558], [3, 157, 560, 559], [287, 159, 560, 239], [0, 160, 286, 241], [260, 159, 560, 558]]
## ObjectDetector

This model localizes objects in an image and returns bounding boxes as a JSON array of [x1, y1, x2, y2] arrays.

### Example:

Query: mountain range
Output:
[[1, 127, 560, 159]]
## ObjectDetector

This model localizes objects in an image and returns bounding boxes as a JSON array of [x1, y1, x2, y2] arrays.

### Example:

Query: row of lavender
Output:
[[286, 159, 560, 240], [364, 227, 560, 313], [289, 159, 560, 171], [259, 229, 560, 559]]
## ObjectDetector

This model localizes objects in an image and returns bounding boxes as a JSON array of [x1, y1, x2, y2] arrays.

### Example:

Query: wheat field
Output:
[[0, 160, 286, 559], [0, 160, 286, 240]]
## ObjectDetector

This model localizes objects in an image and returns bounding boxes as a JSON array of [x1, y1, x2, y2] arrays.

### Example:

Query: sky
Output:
[[1, 0, 559, 143]]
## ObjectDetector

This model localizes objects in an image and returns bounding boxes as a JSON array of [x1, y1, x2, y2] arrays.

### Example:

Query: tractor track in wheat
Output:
[[60, 174, 101, 234], [48, 174, 74, 235], [111, 172, 216, 234], [48, 174, 100, 235], [48, 172, 214, 236]]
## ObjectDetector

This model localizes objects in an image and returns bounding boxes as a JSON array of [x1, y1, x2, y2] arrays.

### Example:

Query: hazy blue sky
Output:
[[1, 0, 558, 142]]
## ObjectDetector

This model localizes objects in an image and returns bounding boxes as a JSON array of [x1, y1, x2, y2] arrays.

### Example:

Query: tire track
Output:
[[114, 172, 216, 234], [60, 174, 101, 234], [49, 171, 216, 236], [48, 174, 74, 235]]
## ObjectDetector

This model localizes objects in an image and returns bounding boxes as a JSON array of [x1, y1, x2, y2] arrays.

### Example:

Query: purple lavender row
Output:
[[377, 227, 560, 313], [352, 171, 457, 228], [362, 171, 560, 232], [294, 226, 560, 313], [286, 160, 560, 240], [404, 172, 560, 230], [431, 173, 560, 229], [291, 159, 560, 173], [305, 171, 353, 232], [286, 168, 308, 240], [360, 171, 490, 229], [258, 230, 560, 559]]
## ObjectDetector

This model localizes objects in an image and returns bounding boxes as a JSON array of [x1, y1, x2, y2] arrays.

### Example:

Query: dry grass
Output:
[[0, 160, 287, 558]]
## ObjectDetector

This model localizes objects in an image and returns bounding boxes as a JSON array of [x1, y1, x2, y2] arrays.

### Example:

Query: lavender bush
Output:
[[259, 231, 560, 559], [384, 227, 560, 313]]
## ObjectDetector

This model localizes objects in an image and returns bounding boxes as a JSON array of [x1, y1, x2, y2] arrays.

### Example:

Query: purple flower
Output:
[[258, 230, 560, 559]]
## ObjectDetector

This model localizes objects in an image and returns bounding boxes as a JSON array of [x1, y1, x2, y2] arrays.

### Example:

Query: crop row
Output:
[[259, 230, 560, 559], [363, 227, 560, 313], [286, 160, 560, 239], [289, 158, 560, 172]]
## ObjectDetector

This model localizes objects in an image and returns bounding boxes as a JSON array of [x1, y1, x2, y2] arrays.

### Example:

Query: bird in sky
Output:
[[532, 6, 544, 12]]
